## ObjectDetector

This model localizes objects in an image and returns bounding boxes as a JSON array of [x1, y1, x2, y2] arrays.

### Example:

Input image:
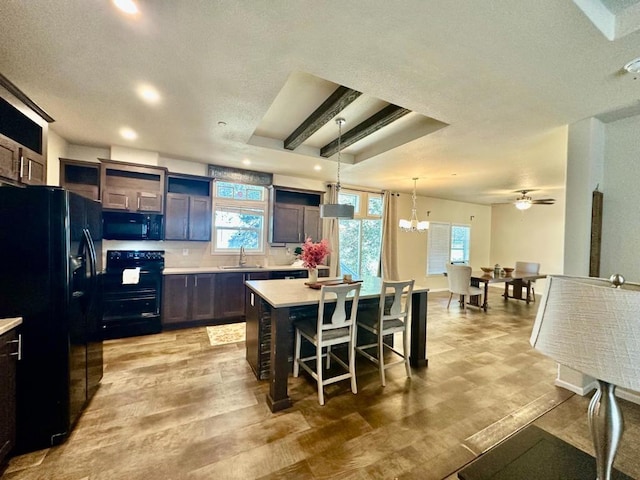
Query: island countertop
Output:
[[245, 277, 428, 309], [0, 317, 22, 336]]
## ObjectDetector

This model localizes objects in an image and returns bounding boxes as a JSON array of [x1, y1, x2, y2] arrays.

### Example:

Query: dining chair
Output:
[[292, 282, 361, 406], [514, 261, 540, 302], [354, 279, 414, 387], [445, 264, 483, 310]]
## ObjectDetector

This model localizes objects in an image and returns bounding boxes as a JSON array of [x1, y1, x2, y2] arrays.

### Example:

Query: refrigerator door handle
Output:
[[82, 228, 98, 307], [83, 228, 97, 279]]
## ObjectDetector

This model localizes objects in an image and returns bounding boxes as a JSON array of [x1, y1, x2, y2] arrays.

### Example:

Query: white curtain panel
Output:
[[380, 191, 400, 280]]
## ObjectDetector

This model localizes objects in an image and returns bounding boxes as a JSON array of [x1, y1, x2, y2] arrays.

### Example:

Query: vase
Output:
[[308, 268, 318, 284]]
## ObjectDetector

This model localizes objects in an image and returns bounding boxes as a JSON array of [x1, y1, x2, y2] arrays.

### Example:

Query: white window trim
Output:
[[427, 222, 471, 275], [211, 185, 268, 255], [339, 189, 382, 220]]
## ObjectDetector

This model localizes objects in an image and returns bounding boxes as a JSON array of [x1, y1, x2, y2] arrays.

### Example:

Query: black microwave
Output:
[[102, 212, 163, 240]]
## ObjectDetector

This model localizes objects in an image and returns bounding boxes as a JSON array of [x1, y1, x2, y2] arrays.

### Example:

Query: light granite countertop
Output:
[[0, 317, 22, 336], [164, 265, 330, 275]]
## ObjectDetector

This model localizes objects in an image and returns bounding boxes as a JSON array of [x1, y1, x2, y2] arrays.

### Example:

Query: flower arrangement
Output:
[[300, 237, 330, 269]]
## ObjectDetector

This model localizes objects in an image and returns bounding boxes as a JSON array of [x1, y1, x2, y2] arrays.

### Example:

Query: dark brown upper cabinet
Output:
[[59, 158, 101, 201], [100, 159, 166, 213], [164, 174, 213, 241], [270, 186, 323, 244]]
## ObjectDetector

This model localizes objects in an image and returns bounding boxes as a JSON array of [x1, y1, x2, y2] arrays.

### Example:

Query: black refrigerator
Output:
[[0, 185, 103, 453]]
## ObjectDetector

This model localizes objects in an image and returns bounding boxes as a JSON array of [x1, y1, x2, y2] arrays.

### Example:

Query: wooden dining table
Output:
[[470, 270, 547, 310]]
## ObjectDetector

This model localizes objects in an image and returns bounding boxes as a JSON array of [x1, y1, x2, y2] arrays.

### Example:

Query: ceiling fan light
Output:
[[515, 198, 532, 210]]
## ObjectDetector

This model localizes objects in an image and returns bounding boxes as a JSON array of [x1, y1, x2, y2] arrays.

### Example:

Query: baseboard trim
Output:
[[554, 378, 597, 396], [554, 379, 640, 405]]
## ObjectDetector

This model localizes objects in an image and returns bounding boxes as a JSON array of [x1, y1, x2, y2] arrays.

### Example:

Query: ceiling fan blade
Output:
[[531, 199, 555, 204]]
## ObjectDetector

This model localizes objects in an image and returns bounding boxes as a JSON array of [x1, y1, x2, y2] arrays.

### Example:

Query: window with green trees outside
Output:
[[338, 191, 383, 279]]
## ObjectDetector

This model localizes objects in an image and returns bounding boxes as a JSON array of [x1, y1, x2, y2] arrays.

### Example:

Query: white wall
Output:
[[46, 130, 68, 186], [490, 199, 565, 292], [67, 145, 109, 162], [601, 114, 640, 282], [564, 118, 605, 276], [111, 146, 159, 165]]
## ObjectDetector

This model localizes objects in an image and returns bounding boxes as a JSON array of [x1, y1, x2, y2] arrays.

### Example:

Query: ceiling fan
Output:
[[514, 190, 555, 210]]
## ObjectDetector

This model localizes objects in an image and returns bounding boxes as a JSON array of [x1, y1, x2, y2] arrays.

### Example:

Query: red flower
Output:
[[300, 238, 330, 269]]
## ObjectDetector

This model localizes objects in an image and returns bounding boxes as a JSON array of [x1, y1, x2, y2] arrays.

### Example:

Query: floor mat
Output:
[[206, 322, 246, 346]]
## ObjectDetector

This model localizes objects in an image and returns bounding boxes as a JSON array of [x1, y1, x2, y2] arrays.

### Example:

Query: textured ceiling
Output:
[[1, 1, 640, 205]]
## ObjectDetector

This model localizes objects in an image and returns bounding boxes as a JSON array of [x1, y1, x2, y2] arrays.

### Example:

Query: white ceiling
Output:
[[1, 0, 640, 205]]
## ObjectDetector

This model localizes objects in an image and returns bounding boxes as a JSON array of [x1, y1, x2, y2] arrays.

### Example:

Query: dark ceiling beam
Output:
[[320, 104, 410, 158], [284, 86, 361, 151]]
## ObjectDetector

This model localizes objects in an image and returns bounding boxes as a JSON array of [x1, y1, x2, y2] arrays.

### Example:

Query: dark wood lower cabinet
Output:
[[161, 269, 326, 330], [191, 274, 216, 321], [162, 274, 216, 328], [213, 273, 245, 320], [0, 329, 18, 468]]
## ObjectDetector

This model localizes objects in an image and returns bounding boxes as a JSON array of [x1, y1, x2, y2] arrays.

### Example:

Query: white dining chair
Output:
[[355, 279, 414, 387], [292, 282, 361, 405], [445, 264, 483, 310], [514, 261, 540, 302]]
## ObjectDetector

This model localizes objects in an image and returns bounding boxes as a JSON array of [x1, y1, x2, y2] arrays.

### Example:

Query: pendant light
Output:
[[320, 118, 355, 219], [399, 178, 429, 232]]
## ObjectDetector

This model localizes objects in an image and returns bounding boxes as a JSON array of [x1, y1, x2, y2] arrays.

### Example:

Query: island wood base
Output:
[[246, 284, 429, 412]]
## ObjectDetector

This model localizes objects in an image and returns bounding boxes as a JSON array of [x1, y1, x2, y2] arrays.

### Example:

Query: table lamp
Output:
[[530, 274, 640, 480]]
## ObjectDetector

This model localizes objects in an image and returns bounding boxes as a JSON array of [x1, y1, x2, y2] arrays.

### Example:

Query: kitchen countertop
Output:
[[163, 265, 330, 275], [0, 317, 22, 335]]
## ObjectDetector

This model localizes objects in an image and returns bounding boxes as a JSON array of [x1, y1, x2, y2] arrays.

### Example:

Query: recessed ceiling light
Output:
[[113, 0, 139, 15], [120, 127, 138, 140], [242, 159, 251, 166], [314, 165, 322, 171], [624, 57, 640, 74], [137, 85, 160, 104]]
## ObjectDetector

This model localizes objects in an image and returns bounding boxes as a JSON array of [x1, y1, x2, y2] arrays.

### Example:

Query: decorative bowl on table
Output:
[[480, 267, 493, 273], [503, 267, 515, 275]]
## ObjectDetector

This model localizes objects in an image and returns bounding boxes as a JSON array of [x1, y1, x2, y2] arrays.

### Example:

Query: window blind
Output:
[[427, 222, 451, 275]]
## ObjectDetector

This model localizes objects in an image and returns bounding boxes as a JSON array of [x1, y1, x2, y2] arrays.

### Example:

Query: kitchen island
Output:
[[245, 277, 428, 412]]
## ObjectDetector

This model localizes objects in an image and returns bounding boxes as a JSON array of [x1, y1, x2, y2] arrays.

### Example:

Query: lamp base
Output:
[[589, 381, 623, 480], [457, 425, 632, 480]]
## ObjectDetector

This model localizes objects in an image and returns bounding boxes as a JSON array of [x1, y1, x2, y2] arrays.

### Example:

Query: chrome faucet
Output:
[[239, 245, 247, 266]]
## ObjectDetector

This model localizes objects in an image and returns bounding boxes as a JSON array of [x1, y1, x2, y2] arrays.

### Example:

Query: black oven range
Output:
[[102, 250, 165, 339]]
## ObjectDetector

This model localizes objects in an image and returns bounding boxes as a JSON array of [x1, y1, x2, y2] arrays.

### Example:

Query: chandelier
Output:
[[319, 118, 355, 219], [399, 178, 429, 232]]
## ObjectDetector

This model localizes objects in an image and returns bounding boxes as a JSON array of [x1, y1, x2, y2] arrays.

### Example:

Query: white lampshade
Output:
[[530, 275, 640, 391], [399, 218, 429, 232]]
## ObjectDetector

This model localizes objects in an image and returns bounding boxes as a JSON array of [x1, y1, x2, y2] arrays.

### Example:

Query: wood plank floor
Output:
[[3, 291, 640, 479]]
